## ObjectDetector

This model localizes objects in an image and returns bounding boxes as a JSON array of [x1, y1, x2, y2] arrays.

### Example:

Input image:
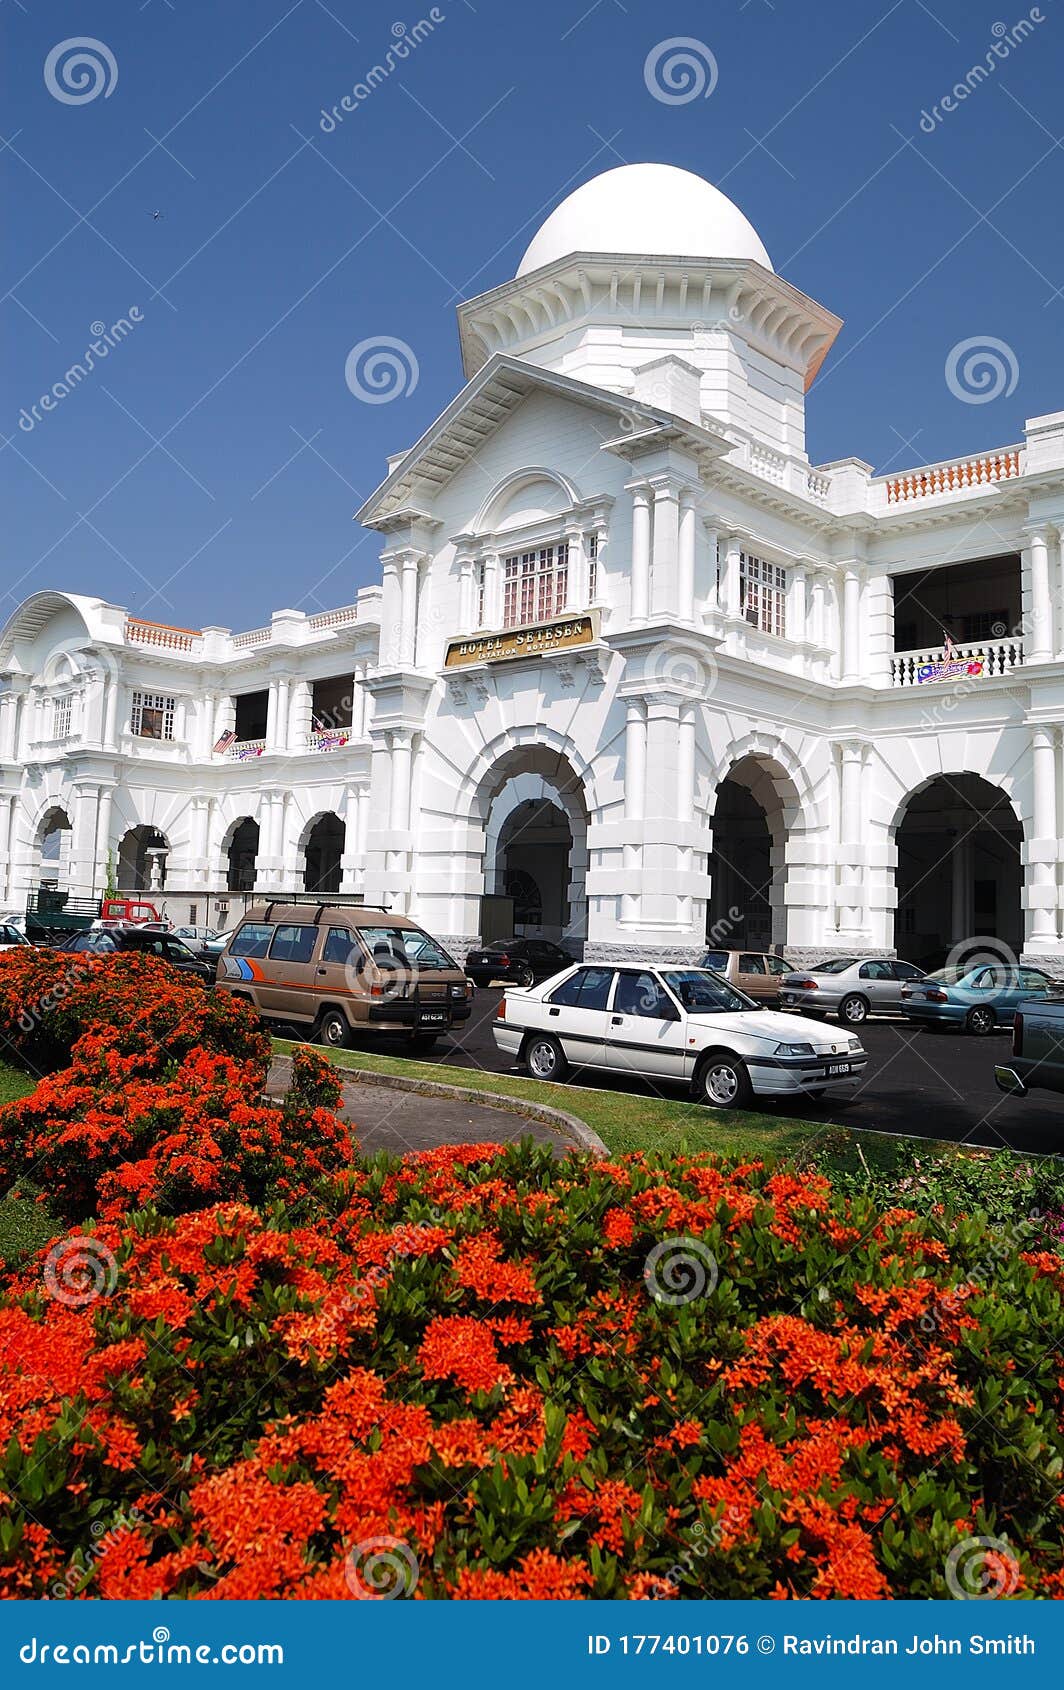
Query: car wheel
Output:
[[514, 962, 535, 988], [316, 1007, 354, 1050], [966, 1006, 995, 1036], [524, 1033, 568, 1083], [695, 1053, 753, 1110], [839, 993, 869, 1026]]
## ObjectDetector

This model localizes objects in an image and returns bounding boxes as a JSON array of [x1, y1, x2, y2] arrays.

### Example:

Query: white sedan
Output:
[[492, 963, 867, 1108]]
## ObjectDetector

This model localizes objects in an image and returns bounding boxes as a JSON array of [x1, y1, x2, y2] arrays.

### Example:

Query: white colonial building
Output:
[[3, 163, 1064, 967]]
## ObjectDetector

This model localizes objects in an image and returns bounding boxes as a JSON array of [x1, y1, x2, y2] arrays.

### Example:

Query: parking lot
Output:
[[405, 988, 1063, 1157]]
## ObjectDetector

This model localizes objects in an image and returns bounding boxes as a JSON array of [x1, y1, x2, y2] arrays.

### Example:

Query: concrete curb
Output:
[[268, 1053, 608, 1156]]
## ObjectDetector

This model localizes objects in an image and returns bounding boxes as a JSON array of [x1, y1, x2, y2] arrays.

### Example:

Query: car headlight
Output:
[[774, 1041, 815, 1056], [847, 1037, 863, 1053], [449, 983, 466, 999]]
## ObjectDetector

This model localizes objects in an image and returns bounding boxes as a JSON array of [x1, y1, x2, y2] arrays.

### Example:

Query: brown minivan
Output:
[[215, 903, 473, 1050]]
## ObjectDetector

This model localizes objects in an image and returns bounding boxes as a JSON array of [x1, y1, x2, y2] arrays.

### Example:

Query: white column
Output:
[[842, 567, 861, 682], [484, 552, 502, 630], [1055, 525, 1064, 660], [0, 690, 16, 762], [458, 557, 474, 629], [677, 493, 696, 622], [1028, 529, 1052, 661], [275, 678, 290, 751], [722, 533, 742, 619], [94, 786, 114, 897], [630, 487, 651, 621], [624, 700, 647, 821], [676, 703, 695, 822], [380, 558, 401, 666], [265, 680, 280, 750], [0, 796, 13, 899], [389, 731, 413, 833], [350, 663, 367, 738], [810, 571, 826, 648], [399, 556, 419, 666], [837, 740, 867, 936], [564, 530, 586, 609], [791, 563, 808, 643], [1030, 723, 1058, 945], [702, 522, 719, 613], [650, 482, 679, 618]]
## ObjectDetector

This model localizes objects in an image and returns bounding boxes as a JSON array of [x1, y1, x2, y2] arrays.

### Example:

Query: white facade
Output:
[[3, 163, 1064, 968]]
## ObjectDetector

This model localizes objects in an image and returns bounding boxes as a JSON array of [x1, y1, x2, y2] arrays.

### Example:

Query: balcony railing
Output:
[[226, 736, 266, 759], [125, 618, 201, 653], [890, 638, 1024, 687], [883, 449, 1022, 506]]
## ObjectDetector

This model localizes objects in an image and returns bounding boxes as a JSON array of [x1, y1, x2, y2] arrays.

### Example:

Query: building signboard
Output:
[[444, 612, 598, 670]]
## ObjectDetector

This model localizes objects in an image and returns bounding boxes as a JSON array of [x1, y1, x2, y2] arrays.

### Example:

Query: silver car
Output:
[[779, 956, 925, 1026]]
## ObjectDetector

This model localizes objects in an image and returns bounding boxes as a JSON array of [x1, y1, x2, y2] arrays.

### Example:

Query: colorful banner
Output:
[[916, 657, 985, 684]]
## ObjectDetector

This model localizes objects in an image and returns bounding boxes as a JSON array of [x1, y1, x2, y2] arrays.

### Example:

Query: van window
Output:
[[268, 925, 318, 963], [322, 927, 358, 965], [230, 923, 273, 958], [358, 925, 455, 970]]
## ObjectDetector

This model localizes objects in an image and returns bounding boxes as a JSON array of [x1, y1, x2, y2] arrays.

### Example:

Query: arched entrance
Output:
[[117, 826, 169, 891], [894, 773, 1022, 968], [707, 755, 799, 950], [303, 813, 345, 893], [37, 806, 72, 892], [224, 817, 259, 891], [478, 746, 588, 947]]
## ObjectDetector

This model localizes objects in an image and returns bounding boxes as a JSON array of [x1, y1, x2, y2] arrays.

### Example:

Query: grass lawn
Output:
[[275, 1037, 936, 1178], [0, 1059, 60, 1266]]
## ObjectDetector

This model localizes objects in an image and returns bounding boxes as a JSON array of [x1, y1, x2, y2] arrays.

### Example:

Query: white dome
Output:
[[516, 163, 773, 277]]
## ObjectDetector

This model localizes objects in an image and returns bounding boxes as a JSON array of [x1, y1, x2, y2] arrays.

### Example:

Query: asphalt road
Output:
[[402, 988, 1064, 1158]]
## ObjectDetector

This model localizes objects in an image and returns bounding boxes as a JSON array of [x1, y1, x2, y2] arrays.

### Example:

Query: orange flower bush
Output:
[[1, 1138, 1062, 1599]]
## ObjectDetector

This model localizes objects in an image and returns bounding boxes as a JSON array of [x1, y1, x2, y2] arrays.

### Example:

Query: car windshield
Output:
[[359, 926, 456, 970], [810, 957, 859, 974], [662, 969, 757, 1013]]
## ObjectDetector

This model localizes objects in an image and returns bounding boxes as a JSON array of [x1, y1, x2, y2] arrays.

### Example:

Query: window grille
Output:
[[52, 695, 72, 740], [130, 691, 176, 741], [740, 551, 787, 637], [587, 532, 599, 602], [502, 543, 569, 629], [475, 563, 486, 628]]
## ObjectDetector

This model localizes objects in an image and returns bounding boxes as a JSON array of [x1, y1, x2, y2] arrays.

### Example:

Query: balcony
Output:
[[876, 447, 1023, 511], [890, 638, 1024, 687]]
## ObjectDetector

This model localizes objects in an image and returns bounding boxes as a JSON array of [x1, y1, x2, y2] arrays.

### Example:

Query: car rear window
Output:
[[230, 923, 273, 958], [812, 957, 859, 974]]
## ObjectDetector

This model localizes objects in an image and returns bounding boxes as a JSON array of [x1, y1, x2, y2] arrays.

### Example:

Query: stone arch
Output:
[[470, 739, 591, 947], [890, 771, 1024, 967], [707, 749, 810, 951], [471, 466, 583, 536], [299, 810, 345, 894], [220, 814, 260, 892], [33, 803, 74, 893], [117, 824, 170, 892]]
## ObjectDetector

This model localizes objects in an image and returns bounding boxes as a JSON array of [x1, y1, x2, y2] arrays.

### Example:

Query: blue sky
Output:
[[4, 0, 1062, 631]]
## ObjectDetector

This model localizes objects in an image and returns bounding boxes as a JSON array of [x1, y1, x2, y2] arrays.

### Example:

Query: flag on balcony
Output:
[[212, 729, 236, 754]]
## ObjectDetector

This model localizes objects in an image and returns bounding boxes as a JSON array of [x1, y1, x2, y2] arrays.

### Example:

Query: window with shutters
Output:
[[52, 695, 72, 739], [502, 543, 569, 629], [740, 551, 787, 638], [130, 691, 175, 741]]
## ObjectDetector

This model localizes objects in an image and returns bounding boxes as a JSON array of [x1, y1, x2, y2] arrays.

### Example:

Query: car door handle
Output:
[[611, 1015, 623, 1025], [316, 967, 327, 975]]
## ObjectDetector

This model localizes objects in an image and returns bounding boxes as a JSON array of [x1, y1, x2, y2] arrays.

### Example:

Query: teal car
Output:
[[900, 963, 1055, 1035]]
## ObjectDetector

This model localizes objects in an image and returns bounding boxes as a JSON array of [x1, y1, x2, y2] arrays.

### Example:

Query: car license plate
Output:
[[419, 1011, 447, 1025], [826, 1061, 852, 1077], [781, 993, 796, 1004]]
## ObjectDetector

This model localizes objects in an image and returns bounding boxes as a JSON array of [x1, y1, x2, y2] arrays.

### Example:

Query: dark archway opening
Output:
[[303, 814, 345, 894], [117, 826, 169, 892], [708, 777, 774, 950], [496, 798, 573, 939], [226, 818, 259, 891], [895, 774, 1022, 969]]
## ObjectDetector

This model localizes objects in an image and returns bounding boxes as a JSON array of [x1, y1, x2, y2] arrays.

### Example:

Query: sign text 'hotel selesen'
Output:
[[444, 612, 598, 670]]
